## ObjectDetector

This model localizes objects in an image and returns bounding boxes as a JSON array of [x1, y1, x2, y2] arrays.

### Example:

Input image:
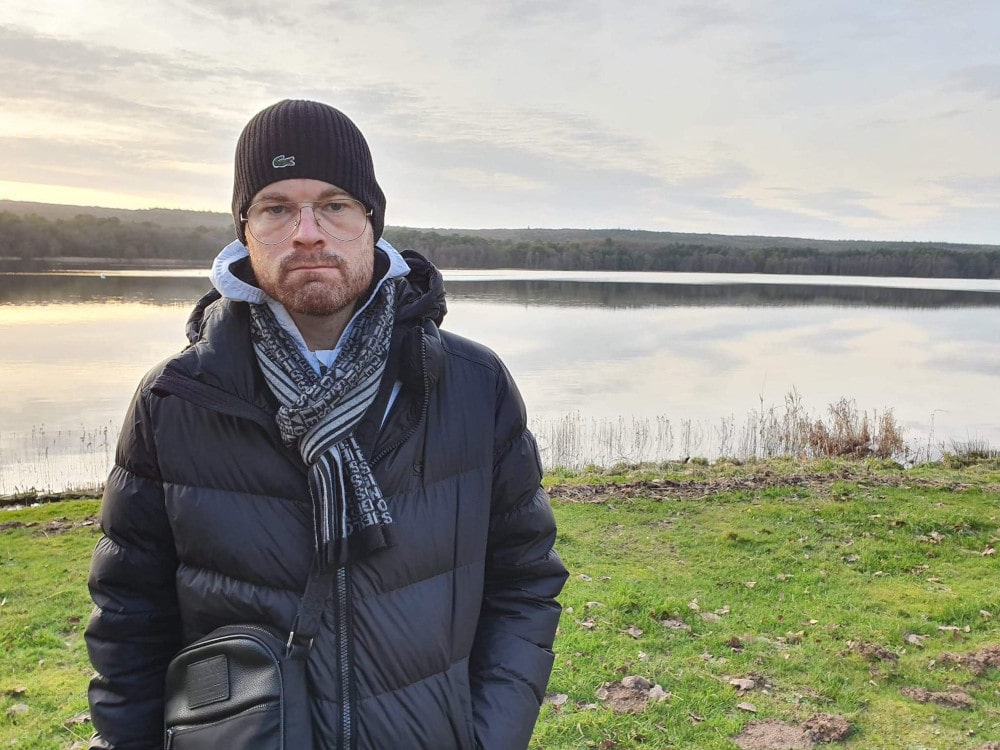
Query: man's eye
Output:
[[320, 201, 348, 214], [264, 204, 290, 216]]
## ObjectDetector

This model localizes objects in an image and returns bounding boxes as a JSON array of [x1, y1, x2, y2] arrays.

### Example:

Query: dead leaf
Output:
[[983, 546, 995, 556], [687, 598, 700, 611], [660, 618, 691, 631], [700, 612, 722, 623], [729, 678, 756, 692], [904, 633, 926, 648], [622, 626, 643, 639], [585, 601, 604, 609], [63, 711, 90, 727], [737, 701, 757, 712], [578, 617, 597, 630], [578, 574, 593, 582], [545, 693, 569, 707], [745, 581, 756, 588]]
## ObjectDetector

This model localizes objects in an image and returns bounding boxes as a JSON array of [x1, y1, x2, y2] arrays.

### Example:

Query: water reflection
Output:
[[2, 272, 998, 309], [1, 270, 998, 494], [447, 280, 1000, 309], [0, 273, 211, 306]]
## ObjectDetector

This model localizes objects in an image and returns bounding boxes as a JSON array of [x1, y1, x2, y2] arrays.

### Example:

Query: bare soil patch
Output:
[[900, 685, 974, 709], [594, 676, 669, 714], [733, 719, 813, 750], [802, 713, 852, 743], [847, 641, 898, 662], [733, 713, 852, 749], [0, 516, 98, 535], [937, 644, 1000, 675], [548, 473, 994, 504]]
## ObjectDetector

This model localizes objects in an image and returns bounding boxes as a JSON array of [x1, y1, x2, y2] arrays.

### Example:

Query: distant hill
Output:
[[1, 200, 998, 278], [423, 226, 1000, 255], [0, 200, 233, 231]]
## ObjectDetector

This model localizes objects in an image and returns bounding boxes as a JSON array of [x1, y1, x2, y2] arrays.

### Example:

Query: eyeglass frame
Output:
[[240, 197, 373, 246]]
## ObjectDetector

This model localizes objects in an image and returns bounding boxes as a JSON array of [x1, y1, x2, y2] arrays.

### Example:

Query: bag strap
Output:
[[285, 565, 336, 659]]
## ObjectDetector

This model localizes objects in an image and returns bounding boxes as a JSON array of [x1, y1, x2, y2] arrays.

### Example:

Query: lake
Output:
[[1, 269, 998, 495]]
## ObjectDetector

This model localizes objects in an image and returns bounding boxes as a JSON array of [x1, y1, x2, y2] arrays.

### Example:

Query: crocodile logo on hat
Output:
[[272, 154, 296, 168]]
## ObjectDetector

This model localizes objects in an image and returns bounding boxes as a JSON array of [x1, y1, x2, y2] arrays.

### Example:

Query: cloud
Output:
[[771, 187, 888, 221], [651, 1, 748, 41], [935, 174, 1000, 199], [949, 64, 1000, 99]]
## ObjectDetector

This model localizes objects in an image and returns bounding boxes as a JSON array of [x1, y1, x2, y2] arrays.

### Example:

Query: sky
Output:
[[2, 1, 999, 244]]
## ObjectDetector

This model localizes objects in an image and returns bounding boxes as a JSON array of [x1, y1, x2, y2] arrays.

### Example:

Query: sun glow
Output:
[[0, 179, 209, 212]]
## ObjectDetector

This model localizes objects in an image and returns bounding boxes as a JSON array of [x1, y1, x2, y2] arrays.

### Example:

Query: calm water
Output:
[[1, 269, 998, 494]]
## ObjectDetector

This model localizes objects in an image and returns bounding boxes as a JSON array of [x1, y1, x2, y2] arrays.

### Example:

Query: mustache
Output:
[[278, 252, 345, 273]]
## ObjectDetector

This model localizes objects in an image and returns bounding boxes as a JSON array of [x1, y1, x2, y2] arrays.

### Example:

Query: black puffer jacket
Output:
[[85, 250, 568, 749]]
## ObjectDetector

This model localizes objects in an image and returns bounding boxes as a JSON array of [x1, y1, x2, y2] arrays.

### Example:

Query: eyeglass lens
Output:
[[246, 199, 369, 244]]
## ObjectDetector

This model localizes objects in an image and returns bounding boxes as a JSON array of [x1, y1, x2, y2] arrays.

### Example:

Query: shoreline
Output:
[[6, 454, 999, 509]]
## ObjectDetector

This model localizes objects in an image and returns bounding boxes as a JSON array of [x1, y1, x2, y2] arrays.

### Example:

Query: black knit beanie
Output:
[[231, 100, 386, 243]]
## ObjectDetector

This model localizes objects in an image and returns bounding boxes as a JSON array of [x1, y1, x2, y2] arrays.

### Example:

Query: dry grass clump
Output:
[[532, 390, 911, 470], [730, 391, 905, 462], [805, 398, 905, 460]]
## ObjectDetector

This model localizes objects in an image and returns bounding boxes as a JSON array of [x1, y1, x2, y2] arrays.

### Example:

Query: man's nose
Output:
[[292, 205, 326, 244]]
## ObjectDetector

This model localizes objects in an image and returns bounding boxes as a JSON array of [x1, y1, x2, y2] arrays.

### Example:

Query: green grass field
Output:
[[2, 459, 999, 749]]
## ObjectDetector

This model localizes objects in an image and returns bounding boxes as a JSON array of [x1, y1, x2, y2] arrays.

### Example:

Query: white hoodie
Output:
[[209, 237, 410, 375]]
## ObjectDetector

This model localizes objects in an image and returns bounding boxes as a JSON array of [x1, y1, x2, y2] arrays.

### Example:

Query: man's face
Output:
[[244, 178, 375, 318]]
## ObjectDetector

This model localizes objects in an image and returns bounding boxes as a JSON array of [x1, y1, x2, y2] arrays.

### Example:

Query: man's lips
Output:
[[285, 262, 341, 272]]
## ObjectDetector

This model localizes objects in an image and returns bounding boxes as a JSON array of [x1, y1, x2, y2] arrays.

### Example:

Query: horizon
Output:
[[3, 197, 1000, 249]]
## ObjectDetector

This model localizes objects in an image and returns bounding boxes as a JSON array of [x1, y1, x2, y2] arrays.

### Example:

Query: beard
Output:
[[255, 248, 374, 318]]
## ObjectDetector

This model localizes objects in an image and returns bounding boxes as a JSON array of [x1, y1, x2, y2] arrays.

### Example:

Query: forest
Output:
[[1, 201, 999, 279]]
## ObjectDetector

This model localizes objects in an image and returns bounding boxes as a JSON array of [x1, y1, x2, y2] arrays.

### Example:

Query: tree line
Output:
[[2, 210, 999, 279]]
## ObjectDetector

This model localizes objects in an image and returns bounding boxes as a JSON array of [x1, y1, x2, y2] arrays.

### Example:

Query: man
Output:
[[85, 99, 568, 749]]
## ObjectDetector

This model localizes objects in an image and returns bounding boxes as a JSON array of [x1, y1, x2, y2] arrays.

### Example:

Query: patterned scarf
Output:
[[249, 281, 397, 569]]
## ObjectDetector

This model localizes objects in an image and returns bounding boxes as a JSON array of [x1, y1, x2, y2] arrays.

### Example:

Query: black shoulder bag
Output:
[[163, 567, 334, 750]]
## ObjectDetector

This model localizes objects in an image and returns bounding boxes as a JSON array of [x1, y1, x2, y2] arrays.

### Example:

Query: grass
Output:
[[534, 459, 1000, 749], [0, 500, 101, 749], [2, 461, 1000, 749]]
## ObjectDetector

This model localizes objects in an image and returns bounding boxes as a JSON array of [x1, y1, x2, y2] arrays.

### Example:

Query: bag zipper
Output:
[[165, 702, 278, 748]]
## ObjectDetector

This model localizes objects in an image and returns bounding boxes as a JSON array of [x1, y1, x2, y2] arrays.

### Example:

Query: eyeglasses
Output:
[[241, 197, 372, 245]]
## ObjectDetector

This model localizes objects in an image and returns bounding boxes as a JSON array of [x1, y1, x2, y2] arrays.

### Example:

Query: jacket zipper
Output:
[[337, 566, 352, 749]]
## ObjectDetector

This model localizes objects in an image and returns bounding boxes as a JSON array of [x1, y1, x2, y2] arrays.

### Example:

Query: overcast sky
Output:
[[2, 1, 999, 243]]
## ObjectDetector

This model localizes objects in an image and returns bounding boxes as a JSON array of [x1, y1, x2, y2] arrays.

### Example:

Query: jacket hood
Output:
[[396, 248, 447, 329]]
